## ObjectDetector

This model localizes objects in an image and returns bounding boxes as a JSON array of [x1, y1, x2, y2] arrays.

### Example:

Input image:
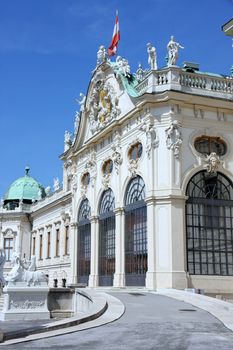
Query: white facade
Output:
[[1, 56, 233, 294]]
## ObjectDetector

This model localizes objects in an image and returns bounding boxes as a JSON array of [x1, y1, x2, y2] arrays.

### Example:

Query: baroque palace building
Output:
[[1, 38, 233, 294]]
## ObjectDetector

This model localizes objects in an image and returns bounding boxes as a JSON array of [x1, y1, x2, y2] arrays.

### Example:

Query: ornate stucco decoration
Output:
[[111, 131, 123, 174], [80, 172, 90, 198], [80, 186, 87, 199], [102, 173, 111, 190], [101, 158, 113, 190], [165, 120, 182, 158], [128, 159, 139, 178], [89, 77, 121, 134], [61, 212, 70, 225], [65, 159, 72, 175], [65, 161, 77, 193], [2, 228, 17, 238], [85, 150, 97, 187], [127, 138, 142, 177], [204, 152, 221, 174], [139, 112, 159, 159]]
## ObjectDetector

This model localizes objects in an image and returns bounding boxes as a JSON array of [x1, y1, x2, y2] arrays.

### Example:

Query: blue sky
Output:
[[0, 0, 232, 197]]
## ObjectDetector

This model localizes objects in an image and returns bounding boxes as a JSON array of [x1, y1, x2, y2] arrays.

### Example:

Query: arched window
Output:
[[125, 176, 147, 286], [99, 189, 115, 286], [77, 199, 91, 285], [186, 171, 233, 276]]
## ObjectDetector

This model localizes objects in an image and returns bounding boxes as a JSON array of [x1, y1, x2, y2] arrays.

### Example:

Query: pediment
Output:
[[70, 60, 139, 153]]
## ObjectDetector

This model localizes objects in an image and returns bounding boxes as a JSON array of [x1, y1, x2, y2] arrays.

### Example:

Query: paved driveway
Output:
[[2, 292, 233, 350]]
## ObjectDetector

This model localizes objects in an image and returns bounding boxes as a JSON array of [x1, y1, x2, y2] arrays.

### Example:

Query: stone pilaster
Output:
[[155, 195, 188, 289], [70, 222, 78, 284], [145, 197, 157, 290], [88, 216, 99, 287], [113, 207, 125, 287]]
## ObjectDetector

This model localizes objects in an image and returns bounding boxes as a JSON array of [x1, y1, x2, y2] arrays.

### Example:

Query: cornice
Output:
[[31, 192, 72, 219]]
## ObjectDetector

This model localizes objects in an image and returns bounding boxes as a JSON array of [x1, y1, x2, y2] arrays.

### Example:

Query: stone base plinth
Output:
[[0, 282, 50, 321]]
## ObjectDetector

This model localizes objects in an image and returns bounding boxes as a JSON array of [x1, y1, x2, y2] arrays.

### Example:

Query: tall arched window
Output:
[[125, 176, 147, 286], [99, 189, 115, 286], [77, 199, 91, 285], [186, 171, 233, 276]]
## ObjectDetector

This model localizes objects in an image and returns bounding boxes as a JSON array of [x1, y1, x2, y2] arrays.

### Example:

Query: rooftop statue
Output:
[[74, 111, 81, 135], [167, 35, 184, 66], [45, 186, 51, 196], [64, 130, 72, 151], [136, 63, 145, 82], [115, 56, 131, 77], [97, 45, 107, 66], [147, 43, 157, 70], [53, 177, 60, 191], [76, 92, 86, 112]]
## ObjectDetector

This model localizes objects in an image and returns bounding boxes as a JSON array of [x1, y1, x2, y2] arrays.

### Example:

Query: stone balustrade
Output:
[[136, 67, 233, 99]]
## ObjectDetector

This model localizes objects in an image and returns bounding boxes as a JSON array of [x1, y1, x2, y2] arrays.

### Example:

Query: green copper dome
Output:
[[4, 167, 46, 204]]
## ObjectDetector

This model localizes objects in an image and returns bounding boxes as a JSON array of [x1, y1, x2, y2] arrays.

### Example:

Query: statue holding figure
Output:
[[167, 35, 184, 66], [97, 45, 107, 66], [147, 43, 157, 70]]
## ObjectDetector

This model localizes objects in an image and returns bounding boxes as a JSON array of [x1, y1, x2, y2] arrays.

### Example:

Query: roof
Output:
[[222, 18, 233, 36], [4, 167, 46, 202]]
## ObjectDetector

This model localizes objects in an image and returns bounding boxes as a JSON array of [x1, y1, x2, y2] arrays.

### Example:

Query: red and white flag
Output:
[[108, 11, 120, 57]]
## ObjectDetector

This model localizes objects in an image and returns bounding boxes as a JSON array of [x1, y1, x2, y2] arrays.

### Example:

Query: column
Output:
[[89, 216, 99, 287], [145, 197, 157, 290], [70, 222, 78, 285], [113, 207, 125, 287]]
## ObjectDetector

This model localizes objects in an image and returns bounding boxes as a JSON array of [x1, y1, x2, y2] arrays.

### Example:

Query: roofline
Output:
[[222, 18, 233, 36]]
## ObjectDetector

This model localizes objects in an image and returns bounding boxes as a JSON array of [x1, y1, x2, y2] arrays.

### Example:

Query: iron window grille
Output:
[[77, 199, 91, 284], [186, 171, 233, 276]]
